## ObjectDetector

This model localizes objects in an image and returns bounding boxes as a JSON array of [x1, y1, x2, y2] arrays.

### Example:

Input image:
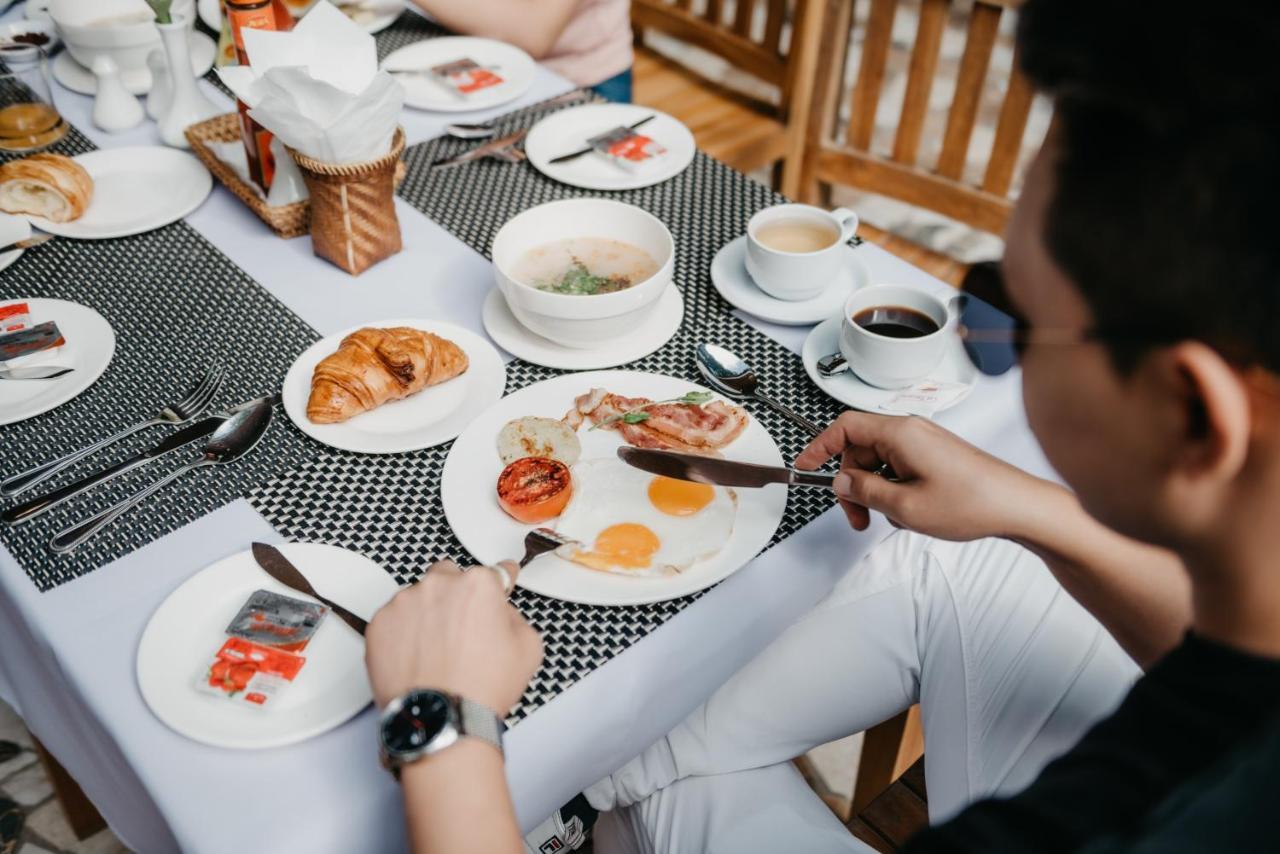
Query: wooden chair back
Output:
[[632, 0, 807, 109], [785, 0, 1044, 235]]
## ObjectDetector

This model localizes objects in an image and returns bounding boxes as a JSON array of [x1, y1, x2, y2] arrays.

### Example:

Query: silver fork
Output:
[[1, 363, 227, 497], [517, 527, 576, 567]]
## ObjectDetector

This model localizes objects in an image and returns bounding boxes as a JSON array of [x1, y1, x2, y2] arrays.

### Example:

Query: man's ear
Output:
[[1161, 341, 1251, 484]]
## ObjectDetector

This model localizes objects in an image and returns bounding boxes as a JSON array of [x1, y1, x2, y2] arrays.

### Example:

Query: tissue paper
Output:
[[216, 2, 401, 164]]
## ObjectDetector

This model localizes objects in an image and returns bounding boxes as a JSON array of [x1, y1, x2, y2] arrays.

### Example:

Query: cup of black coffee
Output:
[[839, 285, 952, 388]]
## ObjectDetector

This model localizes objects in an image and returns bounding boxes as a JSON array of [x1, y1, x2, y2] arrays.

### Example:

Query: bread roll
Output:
[[0, 153, 93, 223]]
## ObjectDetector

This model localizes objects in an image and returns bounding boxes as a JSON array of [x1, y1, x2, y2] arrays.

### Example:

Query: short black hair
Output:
[[1017, 1, 1280, 371]]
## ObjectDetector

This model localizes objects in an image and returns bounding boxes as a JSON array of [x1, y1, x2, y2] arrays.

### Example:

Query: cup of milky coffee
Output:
[[839, 284, 953, 389], [744, 204, 858, 301]]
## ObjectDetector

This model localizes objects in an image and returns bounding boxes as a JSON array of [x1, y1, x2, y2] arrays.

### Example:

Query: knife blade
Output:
[[0, 234, 53, 255], [0, 365, 74, 380], [616, 446, 837, 490], [251, 542, 368, 636], [1, 393, 281, 526], [429, 128, 529, 171], [548, 115, 655, 165]]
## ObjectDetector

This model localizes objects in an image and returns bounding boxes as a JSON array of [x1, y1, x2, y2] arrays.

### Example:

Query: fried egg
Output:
[[553, 457, 737, 577]]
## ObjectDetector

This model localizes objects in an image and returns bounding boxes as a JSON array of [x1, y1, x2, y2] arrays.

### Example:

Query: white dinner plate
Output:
[[198, 0, 402, 34], [441, 370, 787, 606], [23, 148, 212, 240], [137, 542, 400, 750], [525, 104, 696, 192], [481, 286, 684, 371], [0, 212, 30, 273], [711, 236, 869, 326], [282, 318, 507, 454], [382, 37, 535, 112], [0, 298, 115, 426], [52, 31, 216, 96], [801, 315, 978, 416]]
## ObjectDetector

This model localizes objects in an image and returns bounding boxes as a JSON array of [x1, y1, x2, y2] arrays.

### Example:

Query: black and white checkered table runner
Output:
[[0, 126, 321, 591]]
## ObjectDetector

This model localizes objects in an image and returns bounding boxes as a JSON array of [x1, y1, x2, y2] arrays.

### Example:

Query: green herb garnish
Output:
[[535, 258, 633, 296], [590, 391, 715, 430]]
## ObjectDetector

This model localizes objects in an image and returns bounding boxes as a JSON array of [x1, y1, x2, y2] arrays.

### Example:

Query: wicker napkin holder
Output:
[[288, 127, 406, 276]]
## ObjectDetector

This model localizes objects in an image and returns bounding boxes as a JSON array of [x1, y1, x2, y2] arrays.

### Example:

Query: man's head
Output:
[[1004, 1, 1280, 554]]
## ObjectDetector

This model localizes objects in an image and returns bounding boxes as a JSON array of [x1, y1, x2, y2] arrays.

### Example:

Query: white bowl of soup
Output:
[[492, 199, 674, 348]]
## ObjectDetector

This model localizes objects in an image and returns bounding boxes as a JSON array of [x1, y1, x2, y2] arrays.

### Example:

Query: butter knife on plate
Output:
[[251, 542, 369, 636], [616, 446, 836, 490]]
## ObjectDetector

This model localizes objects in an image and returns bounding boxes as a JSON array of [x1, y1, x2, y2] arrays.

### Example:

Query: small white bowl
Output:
[[2, 20, 61, 53], [54, 0, 194, 73], [491, 198, 675, 349]]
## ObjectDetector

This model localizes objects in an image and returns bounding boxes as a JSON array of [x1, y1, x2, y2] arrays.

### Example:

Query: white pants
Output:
[[586, 532, 1142, 854]]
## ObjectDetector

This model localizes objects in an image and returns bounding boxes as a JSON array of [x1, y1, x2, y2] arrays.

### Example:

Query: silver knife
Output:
[[0, 365, 73, 380], [0, 234, 53, 255], [429, 128, 529, 171], [548, 115, 655, 165], [1, 392, 281, 526], [616, 446, 836, 489], [251, 542, 368, 636]]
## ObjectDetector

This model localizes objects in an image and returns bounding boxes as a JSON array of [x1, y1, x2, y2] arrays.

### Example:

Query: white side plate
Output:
[[525, 104, 696, 192], [0, 298, 115, 426], [382, 37, 535, 113]]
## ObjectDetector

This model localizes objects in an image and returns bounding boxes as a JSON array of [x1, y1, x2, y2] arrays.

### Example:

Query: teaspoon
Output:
[[696, 343, 823, 437]]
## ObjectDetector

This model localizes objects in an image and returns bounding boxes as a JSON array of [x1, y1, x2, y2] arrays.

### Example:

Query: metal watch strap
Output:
[[458, 695, 506, 756]]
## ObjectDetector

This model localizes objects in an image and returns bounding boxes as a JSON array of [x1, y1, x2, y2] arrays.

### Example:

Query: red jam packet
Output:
[[199, 637, 306, 708], [588, 126, 669, 173], [225, 589, 328, 652], [0, 321, 65, 362], [430, 58, 505, 95], [0, 302, 30, 333]]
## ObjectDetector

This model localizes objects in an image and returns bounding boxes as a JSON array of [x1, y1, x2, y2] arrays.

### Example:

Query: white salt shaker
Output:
[[90, 56, 144, 133]]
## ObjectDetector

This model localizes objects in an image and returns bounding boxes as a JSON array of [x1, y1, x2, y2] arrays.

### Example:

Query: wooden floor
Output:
[[632, 47, 789, 177]]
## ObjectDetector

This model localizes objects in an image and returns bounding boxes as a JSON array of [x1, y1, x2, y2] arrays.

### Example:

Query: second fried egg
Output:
[[553, 457, 737, 577]]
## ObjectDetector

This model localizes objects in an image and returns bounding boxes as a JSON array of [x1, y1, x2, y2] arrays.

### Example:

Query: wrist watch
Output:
[[378, 689, 505, 779]]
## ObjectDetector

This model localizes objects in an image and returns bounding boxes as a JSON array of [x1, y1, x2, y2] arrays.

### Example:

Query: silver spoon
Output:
[[696, 343, 824, 437], [49, 401, 274, 554]]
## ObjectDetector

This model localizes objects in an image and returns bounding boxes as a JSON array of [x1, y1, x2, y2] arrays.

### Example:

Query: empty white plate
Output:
[[382, 36, 535, 112], [801, 315, 978, 416], [526, 104, 696, 192], [137, 542, 400, 750], [711, 236, 869, 326], [0, 298, 116, 426], [441, 370, 786, 606], [481, 286, 684, 371], [24, 148, 212, 240], [52, 31, 216, 96], [281, 318, 507, 454]]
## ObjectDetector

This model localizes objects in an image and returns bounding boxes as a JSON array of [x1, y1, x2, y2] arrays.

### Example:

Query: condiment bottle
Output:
[[223, 0, 292, 193]]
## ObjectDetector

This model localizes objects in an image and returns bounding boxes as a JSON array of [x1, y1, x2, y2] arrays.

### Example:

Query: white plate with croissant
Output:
[[1, 148, 212, 239], [282, 319, 507, 454]]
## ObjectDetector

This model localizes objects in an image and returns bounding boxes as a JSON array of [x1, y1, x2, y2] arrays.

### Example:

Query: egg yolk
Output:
[[573, 523, 661, 571], [648, 476, 715, 516]]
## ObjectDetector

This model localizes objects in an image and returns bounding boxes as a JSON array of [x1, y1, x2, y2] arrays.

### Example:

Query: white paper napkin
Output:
[[216, 2, 402, 164], [877, 379, 971, 417]]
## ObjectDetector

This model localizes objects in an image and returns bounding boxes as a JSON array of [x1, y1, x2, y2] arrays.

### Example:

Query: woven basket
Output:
[[288, 128, 406, 276], [185, 112, 310, 239]]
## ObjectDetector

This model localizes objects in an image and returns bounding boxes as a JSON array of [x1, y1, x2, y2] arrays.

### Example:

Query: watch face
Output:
[[383, 690, 452, 756]]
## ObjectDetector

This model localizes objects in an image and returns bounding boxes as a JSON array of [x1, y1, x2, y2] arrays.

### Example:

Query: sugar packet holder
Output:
[[588, 125, 668, 174], [430, 58, 505, 97]]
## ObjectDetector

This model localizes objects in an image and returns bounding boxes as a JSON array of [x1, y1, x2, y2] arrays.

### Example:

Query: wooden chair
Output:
[[631, 0, 824, 177], [783, 0, 1045, 281]]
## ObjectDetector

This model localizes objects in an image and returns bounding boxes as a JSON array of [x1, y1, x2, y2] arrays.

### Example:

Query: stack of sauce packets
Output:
[[588, 125, 668, 174], [430, 58, 506, 98], [199, 590, 329, 708]]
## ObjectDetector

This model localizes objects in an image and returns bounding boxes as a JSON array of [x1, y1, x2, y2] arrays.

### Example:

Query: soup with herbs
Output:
[[514, 238, 660, 296]]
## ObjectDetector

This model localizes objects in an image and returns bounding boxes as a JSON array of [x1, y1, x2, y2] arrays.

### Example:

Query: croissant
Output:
[[306, 327, 469, 424], [0, 153, 93, 223]]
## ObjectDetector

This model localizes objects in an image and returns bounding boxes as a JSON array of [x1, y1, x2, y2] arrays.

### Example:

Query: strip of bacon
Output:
[[564, 388, 748, 451]]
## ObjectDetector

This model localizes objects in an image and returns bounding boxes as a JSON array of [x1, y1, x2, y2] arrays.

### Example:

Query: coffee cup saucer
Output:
[[801, 315, 978, 417], [710, 236, 868, 326]]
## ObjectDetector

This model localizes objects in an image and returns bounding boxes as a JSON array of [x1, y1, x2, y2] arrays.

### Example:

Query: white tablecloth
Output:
[[0, 6, 1057, 851]]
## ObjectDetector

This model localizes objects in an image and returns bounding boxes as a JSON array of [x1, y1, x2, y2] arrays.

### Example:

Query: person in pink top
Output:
[[408, 0, 635, 101]]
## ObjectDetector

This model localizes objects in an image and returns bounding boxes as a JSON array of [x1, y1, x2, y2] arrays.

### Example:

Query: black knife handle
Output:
[[2, 454, 150, 526]]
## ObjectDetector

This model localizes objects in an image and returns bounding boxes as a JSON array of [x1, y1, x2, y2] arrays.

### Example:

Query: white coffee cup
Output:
[[839, 285, 955, 389], [744, 204, 858, 301]]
